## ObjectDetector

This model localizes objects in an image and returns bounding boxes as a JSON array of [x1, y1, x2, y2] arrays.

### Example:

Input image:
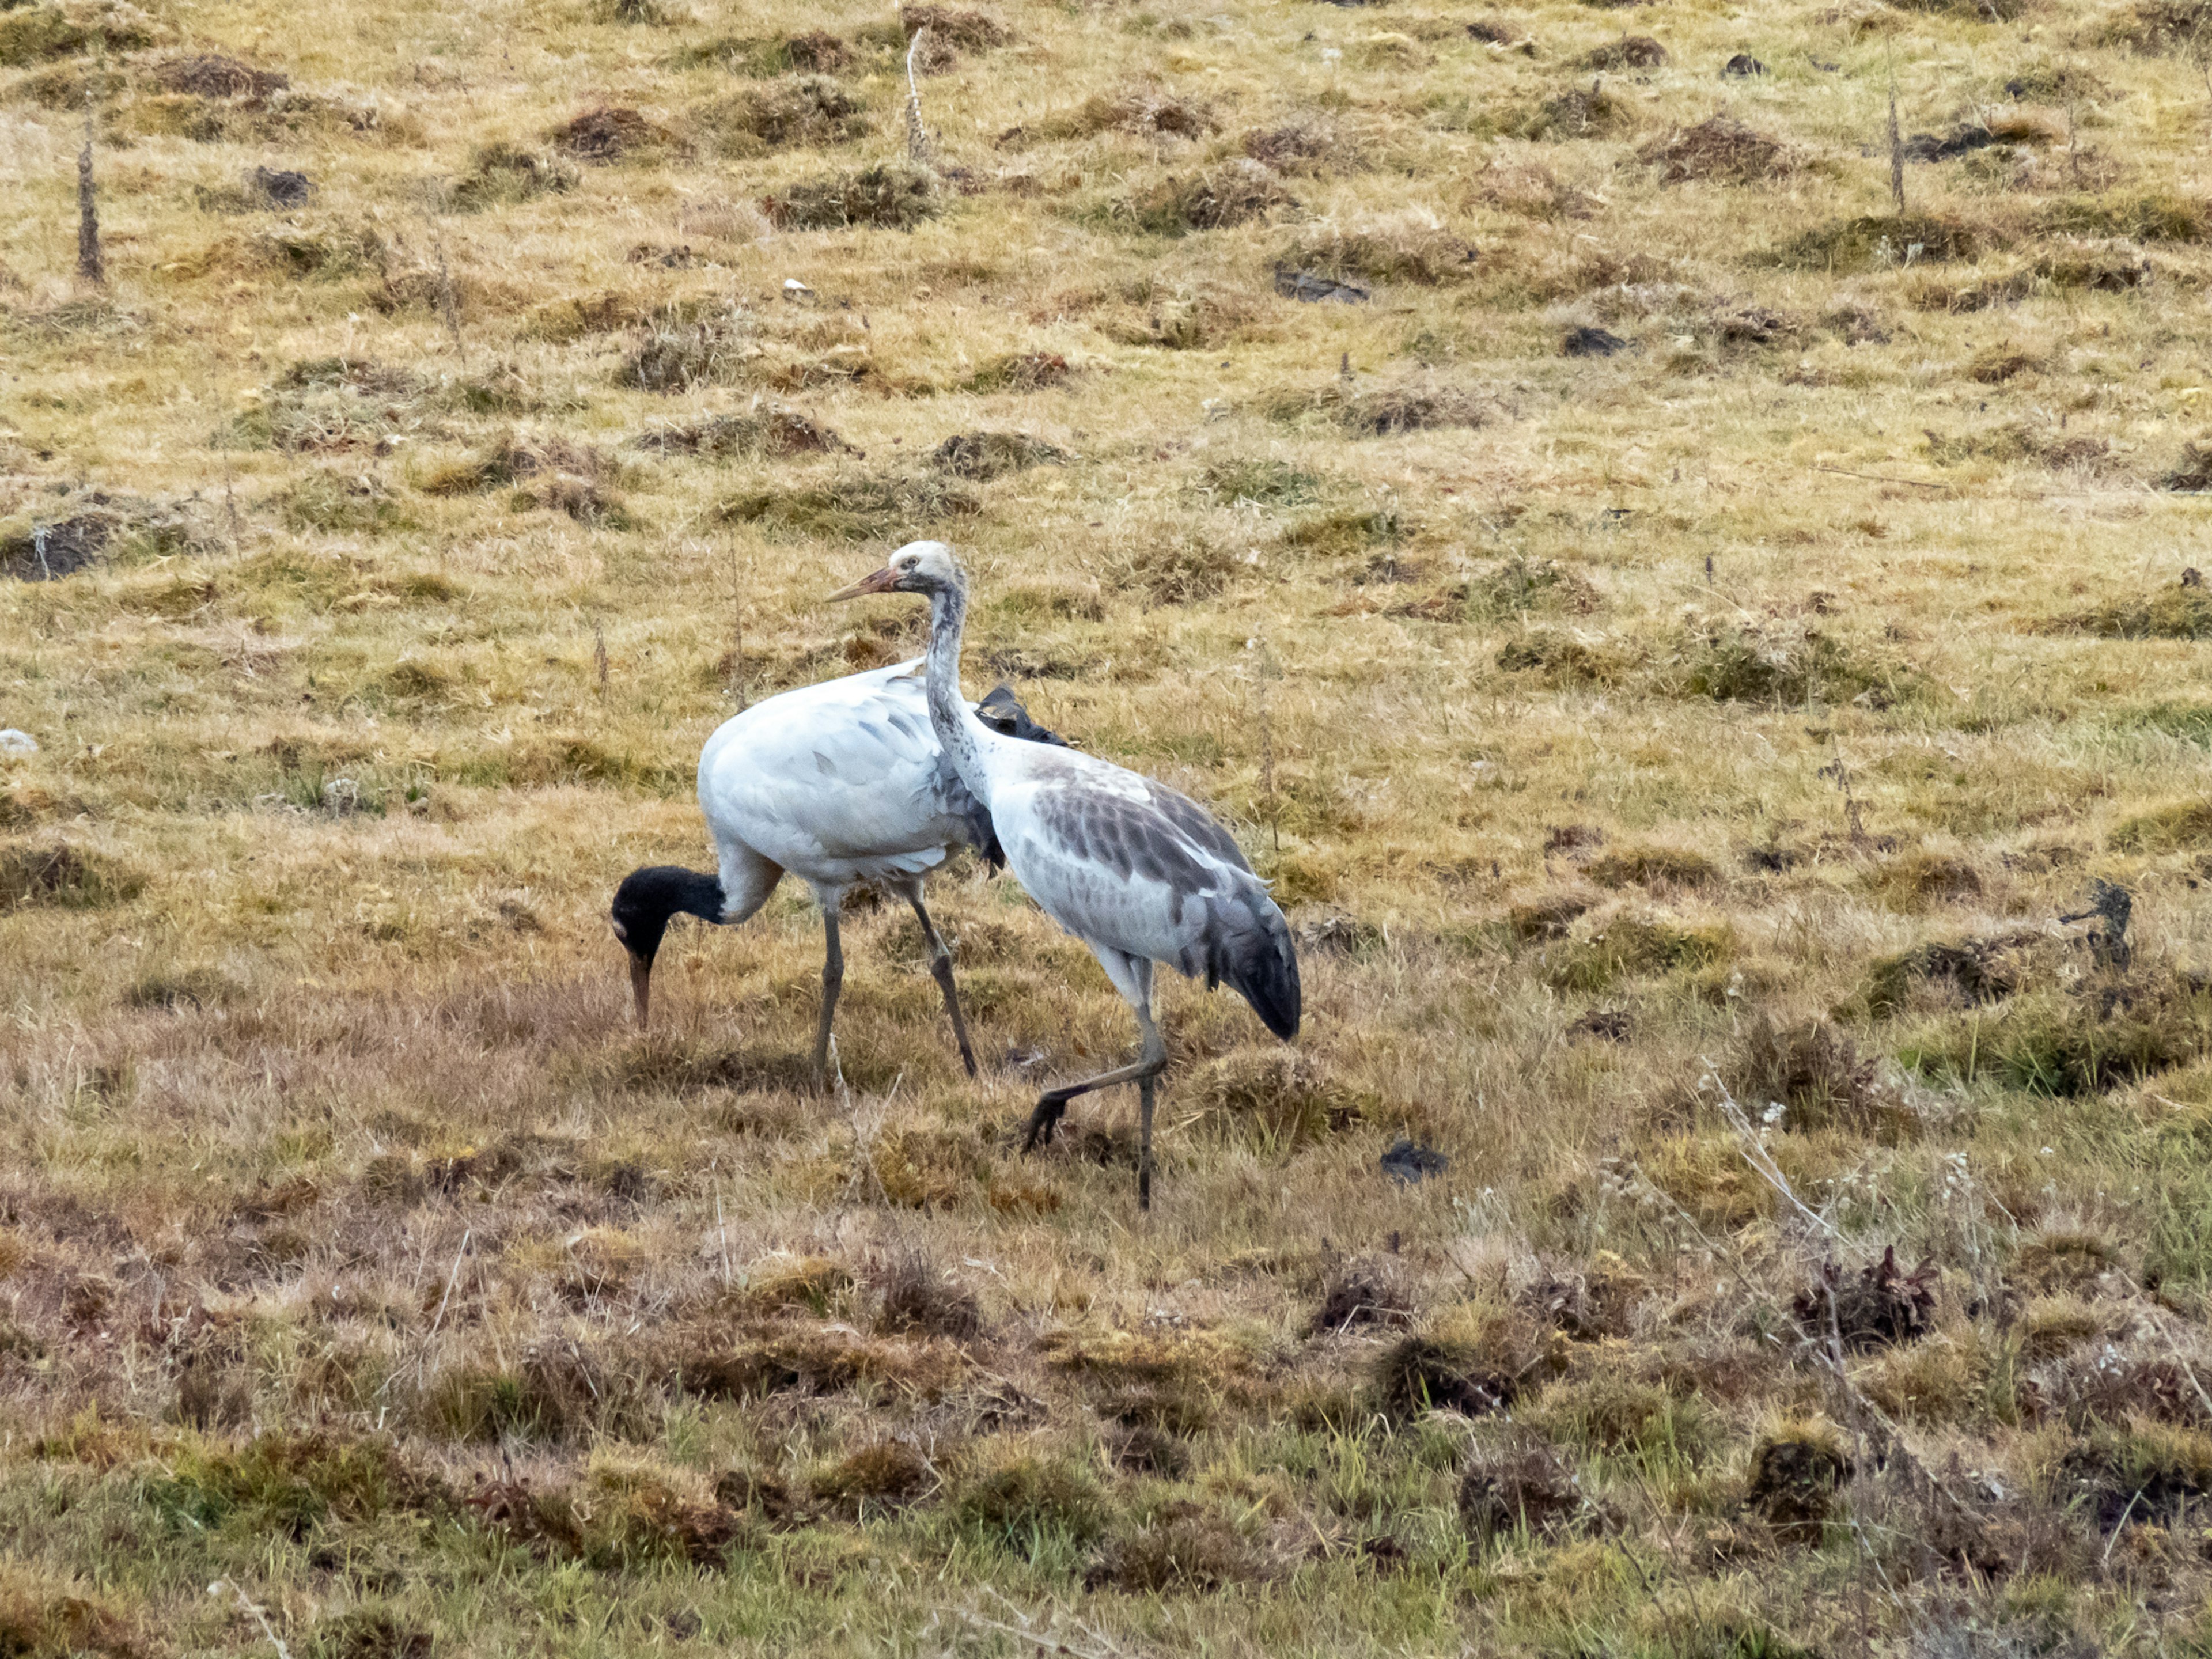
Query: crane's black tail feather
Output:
[[976, 684, 1070, 748]]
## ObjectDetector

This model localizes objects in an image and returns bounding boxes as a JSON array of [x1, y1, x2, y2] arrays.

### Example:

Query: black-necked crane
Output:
[[610, 658, 1062, 1078], [830, 541, 1300, 1210]]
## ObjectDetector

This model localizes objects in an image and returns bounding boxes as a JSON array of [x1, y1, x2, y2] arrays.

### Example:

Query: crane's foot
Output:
[[1022, 1095, 1068, 1153]]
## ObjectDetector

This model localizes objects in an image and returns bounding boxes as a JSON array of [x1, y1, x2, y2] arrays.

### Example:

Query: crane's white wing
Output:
[[696, 661, 987, 884]]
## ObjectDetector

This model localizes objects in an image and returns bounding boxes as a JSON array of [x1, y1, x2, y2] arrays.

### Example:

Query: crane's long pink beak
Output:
[[827, 566, 899, 601]]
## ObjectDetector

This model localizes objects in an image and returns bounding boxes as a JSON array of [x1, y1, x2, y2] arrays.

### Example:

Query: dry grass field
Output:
[[8, 0, 2212, 1650]]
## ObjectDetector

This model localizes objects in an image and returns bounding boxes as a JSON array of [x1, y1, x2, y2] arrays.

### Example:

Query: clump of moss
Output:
[[618, 305, 757, 394], [1532, 1372, 1715, 1467], [667, 29, 854, 76], [1312, 1254, 1417, 1334], [959, 351, 1071, 392], [1279, 220, 1477, 285], [551, 104, 675, 162], [631, 406, 851, 458], [1745, 1419, 1852, 1544], [0, 1567, 140, 1659], [1455, 556, 1601, 620], [2063, 1421, 2212, 1533], [1199, 456, 1324, 507], [305, 1607, 434, 1659], [0, 2, 156, 68], [2111, 799, 2212, 850], [869, 1251, 982, 1339], [1374, 1304, 1550, 1421], [426, 1342, 655, 1442], [1640, 115, 1789, 184], [763, 163, 938, 230], [1505, 82, 1633, 142], [1260, 377, 1487, 436], [147, 1431, 453, 1537], [1105, 531, 1235, 605], [1839, 934, 2031, 1021], [1867, 848, 1984, 911], [931, 430, 1067, 480], [1023, 84, 1215, 143]]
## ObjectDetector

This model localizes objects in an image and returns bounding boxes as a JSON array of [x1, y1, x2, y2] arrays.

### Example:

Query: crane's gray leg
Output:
[[1024, 997, 1168, 1211], [1137, 1070, 1156, 1212], [812, 893, 845, 1081], [899, 881, 977, 1078]]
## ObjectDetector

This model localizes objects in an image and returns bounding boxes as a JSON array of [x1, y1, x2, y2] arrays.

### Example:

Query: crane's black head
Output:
[[827, 540, 963, 602], [611, 866, 725, 1027]]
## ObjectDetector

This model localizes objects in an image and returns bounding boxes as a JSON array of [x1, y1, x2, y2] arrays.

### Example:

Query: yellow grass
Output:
[[6, 0, 2212, 1651]]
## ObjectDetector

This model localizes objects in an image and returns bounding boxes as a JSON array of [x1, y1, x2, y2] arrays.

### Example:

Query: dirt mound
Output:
[[631, 406, 851, 458], [929, 430, 1067, 480], [763, 163, 937, 230], [152, 52, 287, 97], [1641, 116, 1787, 184], [553, 105, 670, 161], [1581, 35, 1666, 70], [1128, 160, 1294, 234]]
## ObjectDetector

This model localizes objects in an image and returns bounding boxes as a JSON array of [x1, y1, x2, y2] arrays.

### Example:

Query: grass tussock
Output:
[[691, 79, 868, 155], [1899, 971, 2212, 1096], [717, 469, 978, 540], [631, 404, 852, 458], [762, 163, 938, 231], [1121, 161, 1296, 236], [1279, 217, 1477, 285], [1640, 116, 1792, 184], [930, 430, 1067, 480], [441, 143, 577, 212], [1773, 213, 1986, 271], [1258, 376, 1487, 435]]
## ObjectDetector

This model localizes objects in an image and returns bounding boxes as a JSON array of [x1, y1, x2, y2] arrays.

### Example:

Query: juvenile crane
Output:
[[610, 660, 1062, 1077], [831, 542, 1300, 1209]]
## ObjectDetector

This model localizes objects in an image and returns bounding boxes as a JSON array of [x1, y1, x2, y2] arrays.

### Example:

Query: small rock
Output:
[[783, 278, 815, 297], [0, 729, 36, 755], [1379, 1138, 1449, 1184], [2181, 567, 2202, 588], [1562, 325, 1630, 357], [1724, 53, 1766, 76], [1274, 268, 1370, 304]]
